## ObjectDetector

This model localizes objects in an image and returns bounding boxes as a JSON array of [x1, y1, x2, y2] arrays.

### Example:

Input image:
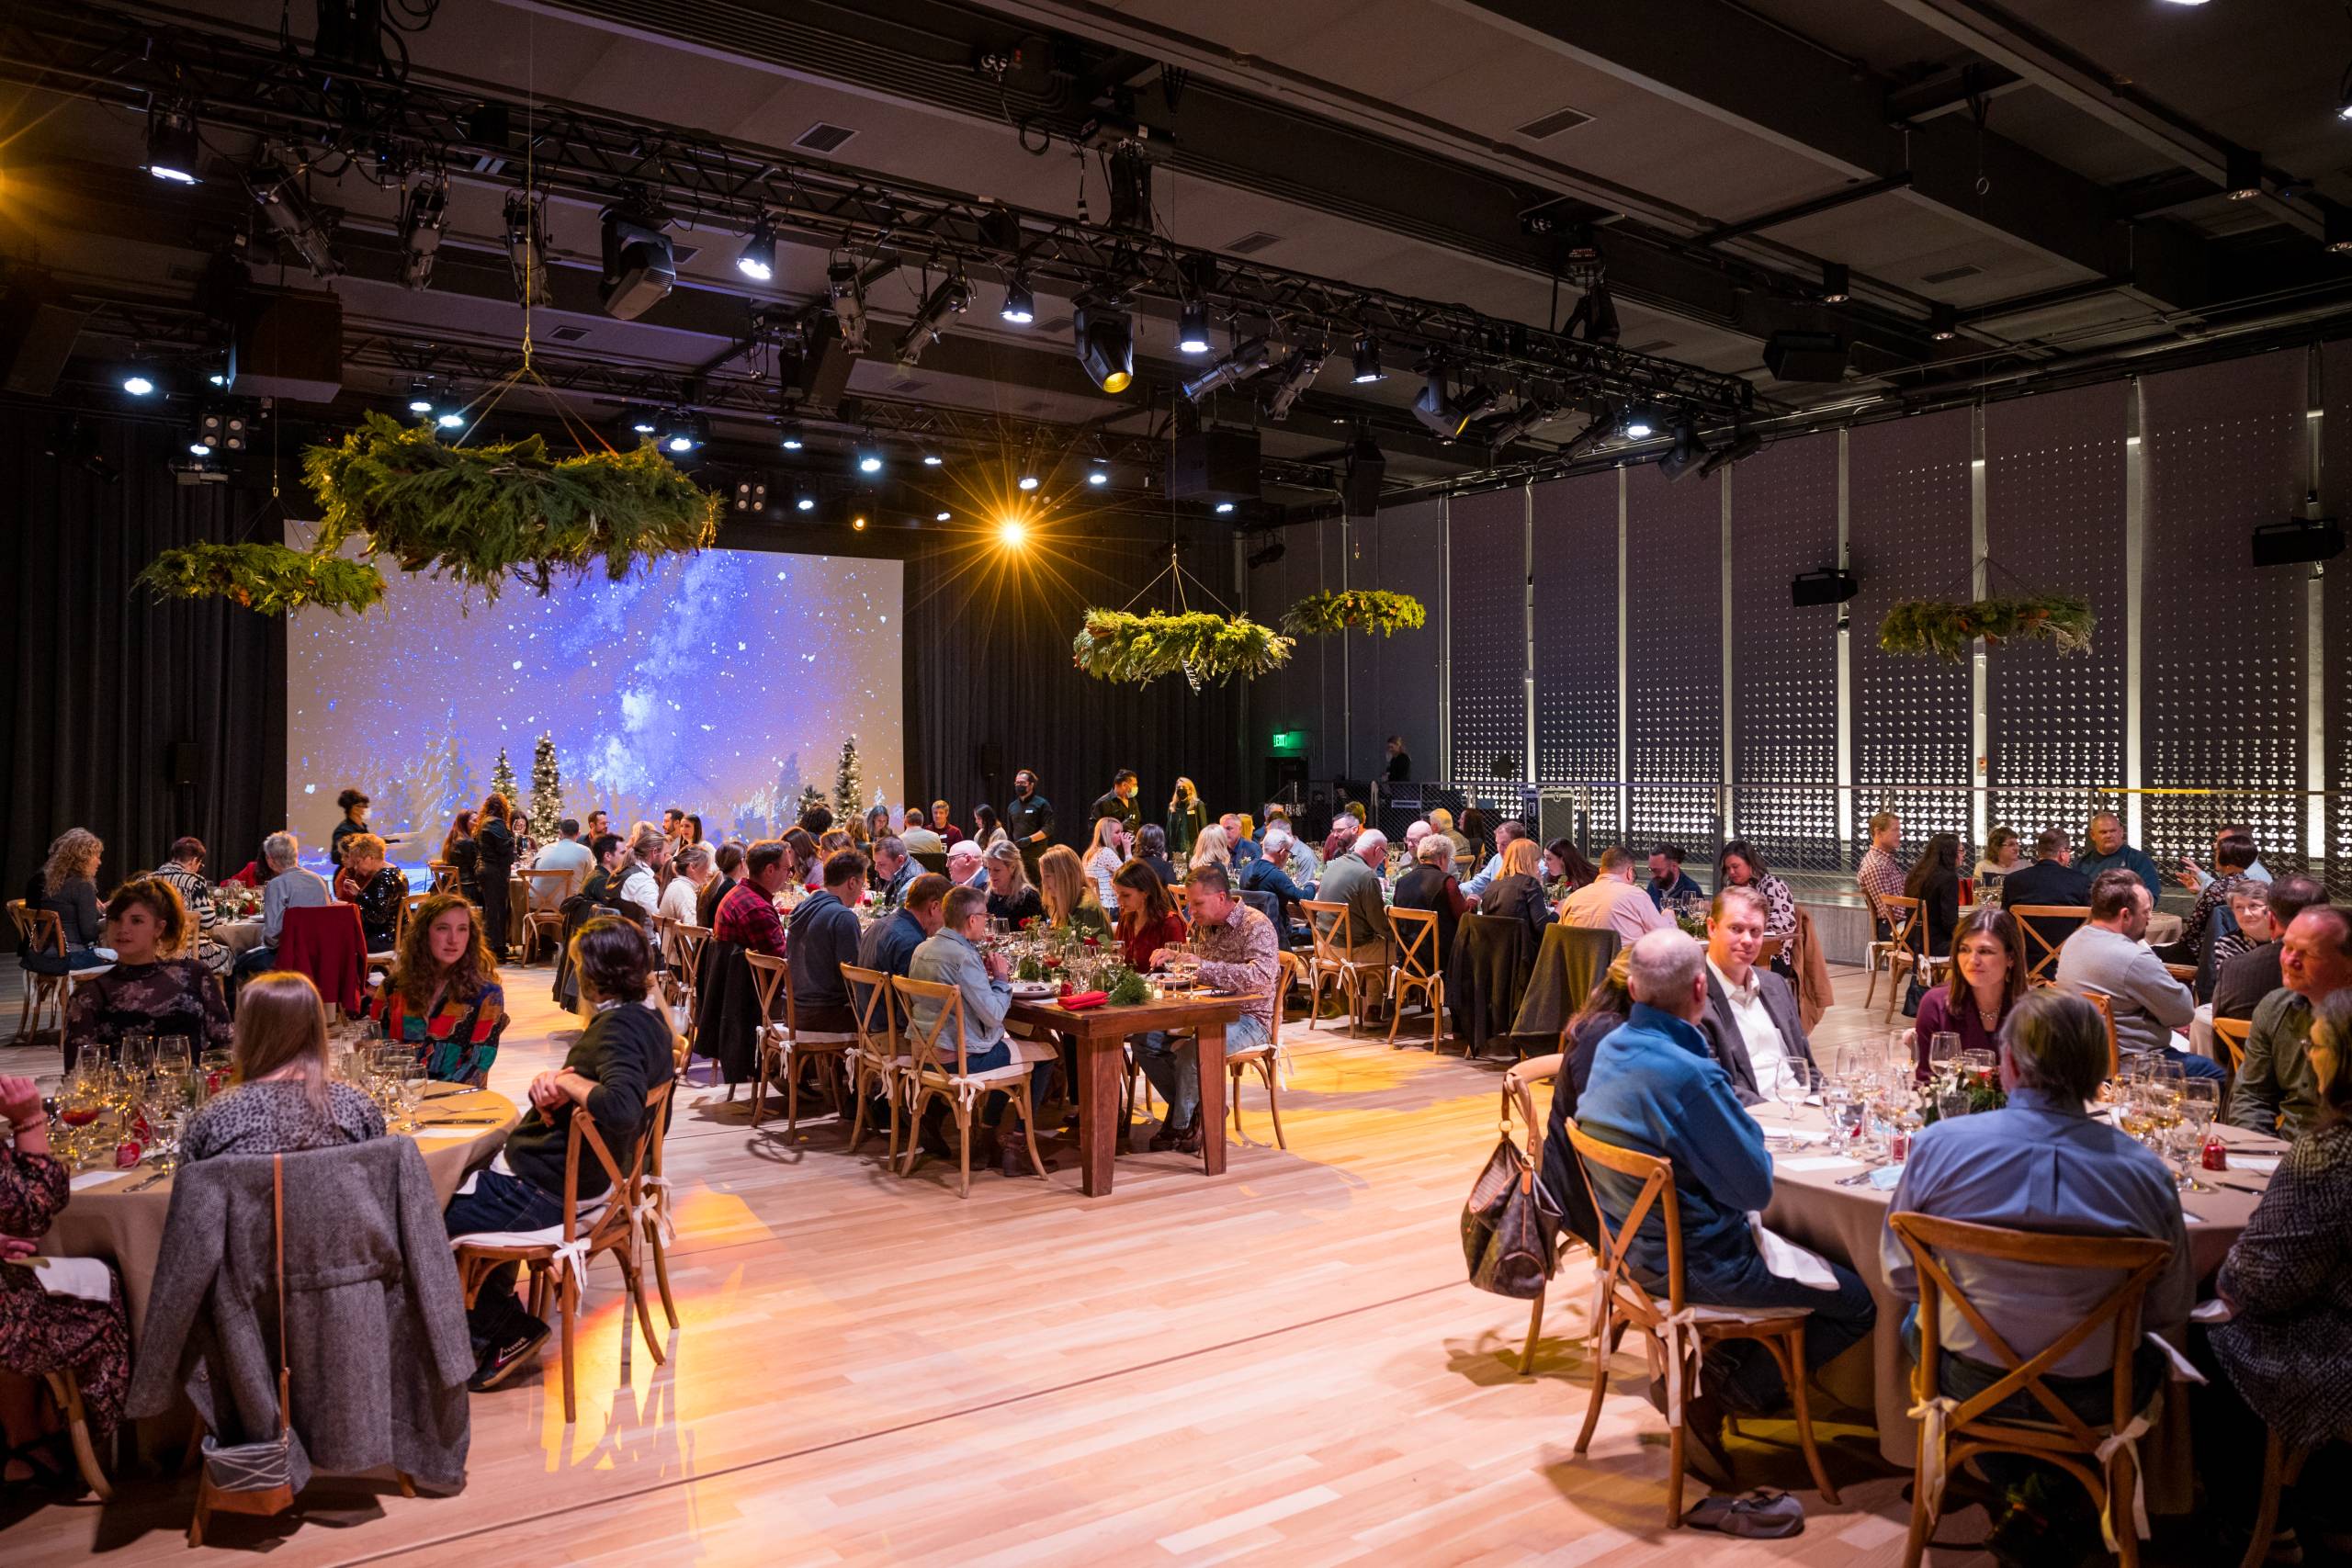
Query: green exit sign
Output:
[[1270, 729, 1307, 754]]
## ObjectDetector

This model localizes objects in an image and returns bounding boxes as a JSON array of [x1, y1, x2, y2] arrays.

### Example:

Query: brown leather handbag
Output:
[[1460, 1081, 1561, 1299]]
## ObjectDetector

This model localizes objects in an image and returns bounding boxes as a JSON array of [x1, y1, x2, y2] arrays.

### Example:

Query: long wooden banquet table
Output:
[[1753, 1098, 2285, 1510], [1005, 987, 1261, 1198]]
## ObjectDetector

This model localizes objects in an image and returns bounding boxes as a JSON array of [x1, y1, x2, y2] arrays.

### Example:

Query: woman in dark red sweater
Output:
[[1112, 859, 1187, 970]]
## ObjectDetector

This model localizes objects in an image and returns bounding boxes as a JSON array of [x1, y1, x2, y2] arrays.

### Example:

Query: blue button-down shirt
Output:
[[1879, 1085, 2190, 1379], [2076, 843, 2165, 900], [1576, 1002, 1774, 1290]]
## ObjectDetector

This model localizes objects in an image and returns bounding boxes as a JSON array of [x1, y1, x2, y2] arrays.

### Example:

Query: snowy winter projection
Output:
[[285, 543, 902, 862]]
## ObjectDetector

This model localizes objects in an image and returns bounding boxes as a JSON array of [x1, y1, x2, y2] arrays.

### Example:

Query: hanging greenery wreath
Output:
[[135, 541, 389, 616], [300, 411, 720, 600], [1279, 588, 1428, 639], [1071, 609, 1295, 688], [1879, 594, 2096, 664]]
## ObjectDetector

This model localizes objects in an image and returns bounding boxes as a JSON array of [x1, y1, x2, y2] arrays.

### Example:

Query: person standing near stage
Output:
[[1005, 768, 1055, 885]]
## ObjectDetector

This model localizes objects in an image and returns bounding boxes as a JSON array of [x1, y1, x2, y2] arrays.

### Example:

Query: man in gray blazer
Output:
[[1698, 886, 1818, 1102]]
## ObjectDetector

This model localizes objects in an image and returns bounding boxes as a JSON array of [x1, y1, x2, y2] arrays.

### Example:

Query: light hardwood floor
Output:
[[0, 963, 1996, 1566]]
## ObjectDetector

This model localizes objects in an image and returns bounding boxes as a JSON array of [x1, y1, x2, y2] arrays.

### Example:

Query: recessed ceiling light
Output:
[[122, 373, 155, 396], [935, 510, 951, 521]]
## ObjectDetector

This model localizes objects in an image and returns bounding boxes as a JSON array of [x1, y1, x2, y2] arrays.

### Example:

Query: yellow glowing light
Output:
[[1099, 368, 1132, 394], [852, 514, 868, 531], [996, 517, 1029, 549]]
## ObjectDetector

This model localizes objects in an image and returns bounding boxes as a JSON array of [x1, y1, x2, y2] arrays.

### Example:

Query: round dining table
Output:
[[40, 1083, 519, 1339], [1754, 1099, 2284, 1513]]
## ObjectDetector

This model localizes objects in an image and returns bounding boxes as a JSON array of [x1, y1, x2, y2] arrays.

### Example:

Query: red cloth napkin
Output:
[[1057, 991, 1108, 1010]]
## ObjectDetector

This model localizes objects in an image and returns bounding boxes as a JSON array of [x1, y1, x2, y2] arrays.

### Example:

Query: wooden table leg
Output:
[[1078, 1032, 1120, 1198], [1194, 1022, 1227, 1177]]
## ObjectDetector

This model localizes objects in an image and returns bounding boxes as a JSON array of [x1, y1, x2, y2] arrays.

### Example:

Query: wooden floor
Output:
[[0, 962, 1997, 1566]]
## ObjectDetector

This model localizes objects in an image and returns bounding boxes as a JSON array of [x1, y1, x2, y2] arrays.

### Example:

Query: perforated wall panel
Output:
[[1344, 501, 1447, 784], [1623, 464, 1723, 848], [2325, 342, 2352, 897], [1729, 434, 1839, 869], [1530, 470, 1621, 845], [2142, 354, 2309, 877], [1849, 409, 1973, 848], [1985, 382, 2128, 848], [1447, 488, 1527, 784]]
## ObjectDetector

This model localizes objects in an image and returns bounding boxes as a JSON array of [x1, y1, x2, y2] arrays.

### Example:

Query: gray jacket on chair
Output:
[[126, 1138, 475, 1492]]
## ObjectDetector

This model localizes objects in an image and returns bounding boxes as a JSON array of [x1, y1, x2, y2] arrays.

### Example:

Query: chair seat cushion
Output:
[[785, 1032, 857, 1048], [451, 1201, 610, 1251], [1645, 1294, 1811, 1325], [914, 1061, 1035, 1088]]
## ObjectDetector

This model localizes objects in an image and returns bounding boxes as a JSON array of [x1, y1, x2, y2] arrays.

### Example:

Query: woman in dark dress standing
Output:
[[442, 808, 481, 902], [474, 793, 518, 962]]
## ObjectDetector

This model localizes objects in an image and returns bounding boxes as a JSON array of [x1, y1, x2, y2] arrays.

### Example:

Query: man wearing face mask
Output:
[[1005, 768, 1055, 885]]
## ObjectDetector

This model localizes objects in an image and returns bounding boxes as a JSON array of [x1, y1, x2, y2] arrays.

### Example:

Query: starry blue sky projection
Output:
[[287, 542, 902, 859]]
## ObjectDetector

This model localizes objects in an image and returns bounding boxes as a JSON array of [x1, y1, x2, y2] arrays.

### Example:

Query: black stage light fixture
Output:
[[1000, 273, 1035, 324], [398, 172, 448, 290], [1261, 341, 1327, 422], [1617, 404, 1657, 441], [193, 406, 247, 454], [2253, 493, 2345, 566], [733, 477, 768, 513], [1564, 279, 1620, 344], [1181, 337, 1271, 401], [599, 203, 675, 321], [246, 162, 342, 279], [1471, 399, 1560, 450], [1790, 569, 1860, 607], [626, 406, 659, 436], [827, 251, 869, 353], [894, 273, 971, 368], [2223, 147, 2262, 201], [1246, 535, 1287, 569], [143, 101, 202, 184], [737, 215, 776, 282], [1177, 299, 1213, 355], [1341, 434, 1385, 518], [2329, 205, 2352, 256], [1820, 261, 1851, 304], [1658, 420, 1711, 482], [1351, 331, 1385, 383], [1563, 224, 1604, 288], [1928, 302, 1959, 341], [1411, 363, 1493, 440], [503, 191, 550, 308], [778, 421, 805, 451], [658, 409, 706, 455], [1764, 331, 1849, 383], [407, 379, 435, 415], [1072, 292, 1135, 394], [1696, 426, 1763, 479]]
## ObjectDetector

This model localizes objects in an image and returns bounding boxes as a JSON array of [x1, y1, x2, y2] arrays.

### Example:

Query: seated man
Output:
[[945, 839, 988, 889], [1462, 818, 1528, 900], [1997, 827, 2094, 960], [788, 849, 867, 1032], [2231, 905, 2352, 1141], [1881, 988, 2189, 1565], [1239, 828, 1316, 925], [1135, 863, 1279, 1155], [1313, 829, 1395, 1009], [1562, 846, 1672, 946], [1699, 886, 1817, 1102], [527, 818, 594, 907], [712, 838, 789, 959], [2213, 874, 2328, 1021], [1577, 930, 1875, 1477], [858, 872, 947, 987], [2075, 809, 2163, 900], [234, 830, 334, 981], [1645, 843, 1702, 910], [870, 834, 914, 909], [2053, 869, 2227, 1082]]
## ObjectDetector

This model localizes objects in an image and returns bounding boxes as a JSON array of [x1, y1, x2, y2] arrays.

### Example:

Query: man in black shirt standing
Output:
[[1384, 735, 1411, 783], [1005, 768, 1054, 883], [1091, 768, 1141, 834]]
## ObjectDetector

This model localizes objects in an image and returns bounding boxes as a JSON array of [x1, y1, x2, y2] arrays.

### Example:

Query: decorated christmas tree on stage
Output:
[[796, 783, 826, 826], [526, 732, 564, 843], [491, 747, 520, 809], [832, 735, 863, 823]]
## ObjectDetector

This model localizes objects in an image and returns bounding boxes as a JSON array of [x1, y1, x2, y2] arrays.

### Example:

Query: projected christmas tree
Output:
[[491, 747, 519, 808], [526, 733, 564, 843], [833, 736, 862, 822]]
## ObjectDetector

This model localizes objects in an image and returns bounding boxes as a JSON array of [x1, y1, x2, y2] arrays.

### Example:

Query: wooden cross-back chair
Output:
[[1300, 899, 1385, 1029], [452, 1076, 675, 1424], [889, 973, 1049, 1198], [1502, 1071, 1577, 1377], [1227, 950, 1300, 1148], [1566, 1122, 1840, 1527], [1860, 891, 1911, 1010], [664, 922, 715, 1079], [1885, 1212, 2174, 1568], [518, 868, 576, 962], [1878, 895, 1955, 1021], [2011, 905, 2090, 987], [1384, 906, 1445, 1050], [2082, 990, 2121, 1077], [745, 952, 855, 1135], [2211, 1015, 2252, 1078], [840, 962, 910, 1168], [426, 861, 460, 895], [8, 900, 71, 1043]]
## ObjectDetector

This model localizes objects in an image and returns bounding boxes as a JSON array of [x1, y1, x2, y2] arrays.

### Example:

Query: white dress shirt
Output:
[[1708, 957, 1788, 1099]]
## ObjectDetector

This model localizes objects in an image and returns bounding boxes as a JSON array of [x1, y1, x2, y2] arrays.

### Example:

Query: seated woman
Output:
[[370, 892, 508, 1087], [972, 804, 1006, 849], [19, 829, 113, 975], [1188, 824, 1232, 874], [1476, 837, 1555, 939], [1542, 839, 1597, 902], [1904, 830, 1963, 961], [445, 917, 672, 1390], [62, 877, 232, 1071], [697, 842, 744, 928], [1715, 839, 1797, 966], [2198, 989, 2352, 1561], [982, 840, 1044, 927], [1112, 860, 1187, 970], [1037, 845, 1110, 937], [0, 1074, 130, 1495], [221, 838, 280, 891], [1392, 830, 1471, 967], [1911, 907, 2027, 1078], [181, 971, 386, 1160], [334, 831, 407, 953], [1082, 817, 1127, 910], [1974, 826, 2022, 902], [778, 828, 821, 897], [1134, 824, 1179, 887], [442, 808, 480, 901]]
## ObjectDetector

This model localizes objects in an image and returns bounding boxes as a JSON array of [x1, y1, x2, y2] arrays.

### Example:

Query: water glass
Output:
[[1960, 1047, 1996, 1080], [1929, 1032, 1962, 1075]]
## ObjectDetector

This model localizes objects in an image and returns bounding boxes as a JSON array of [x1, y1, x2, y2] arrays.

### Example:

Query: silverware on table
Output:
[[127, 1168, 172, 1191], [1834, 1164, 1892, 1187], [418, 1116, 500, 1127]]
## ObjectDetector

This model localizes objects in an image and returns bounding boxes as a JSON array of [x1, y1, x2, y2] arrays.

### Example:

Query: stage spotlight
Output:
[[1177, 300, 1212, 355], [1001, 273, 1035, 324], [1351, 332, 1385, 383], [856, 447, 884, 475], [660, 410, 705, 453], [143, 102, 202, 184], [247, 164, 342, 279], [1262, 342, 1328, 422], [122, 372, 156, 397], [1087, 462, 1109, 487], [1928, 302, 1959, 342], [1658, 421, 1711, 482], [922, 450, 944, 468], [628, 408, 659, 435], [737, 215, 776, 282], [599, 204, 675, 320], [195, 408, 247, 454], [1411, 363, 1494, 439], [188, 441, 210, 457], [1696, 427, 1763, 479], [1017, 473, 1040, 491], [399, 173, 448, 290], [1620, 407, 1657, 440], [895, 272, 972, 368], [1072, 292, 1134, 394], [996, 517, 1028, 548], [1181, 337, 1271, 401], [827, 251, 869, 353], [733, 478, 767, 513], [407, 380, 435, 414], [936, 510, 952, 521], [2224, 147, 2262, 200], [1821, 261, 1851, 304], [503, 191, 551, 308], [2331, 206, 2352, 255], [1471, 399, 1560, 450], [797, 496, 816, 512], [437, 412, 465, 430], [1215, 502, 1235, 514], [1565, 279, 1621, 344], [779, 423, 804, 450], [852, 514, 867, 531]]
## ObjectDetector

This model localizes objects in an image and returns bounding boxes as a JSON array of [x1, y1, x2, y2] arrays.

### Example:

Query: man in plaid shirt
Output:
[[1134, 863, 1280, 1155], [714, 840, 790, 959], [1856, 811, 1906, 937]]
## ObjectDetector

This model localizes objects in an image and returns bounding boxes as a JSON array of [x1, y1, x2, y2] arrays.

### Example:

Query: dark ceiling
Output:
[[2, 0, 2346, 528]]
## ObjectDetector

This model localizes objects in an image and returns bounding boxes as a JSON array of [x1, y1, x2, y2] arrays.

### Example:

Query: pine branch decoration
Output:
[[1071, 609, 1295, 688], [135, 542, 388, 616], [1280, 589, 1426, 638]]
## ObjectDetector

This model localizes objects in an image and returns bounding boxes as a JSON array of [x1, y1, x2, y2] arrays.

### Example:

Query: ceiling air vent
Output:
[[1920, 263, 1983, 284], [1227, 231, 1282, 255], [795, 122, 856, 154], [548, 325, 592, 343], [1515, 105, 1593, 140]]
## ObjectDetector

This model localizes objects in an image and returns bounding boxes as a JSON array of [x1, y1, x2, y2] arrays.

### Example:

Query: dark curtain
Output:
[[901, 525, 1245, 848], [0, 401, 284, 893]]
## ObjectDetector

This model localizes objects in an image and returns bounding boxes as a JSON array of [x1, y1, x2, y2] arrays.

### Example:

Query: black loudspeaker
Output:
[[780, 312, 856, 413], [1763, 331, 1849, 383], [2252, 517, 2344, 568], [236, 290, 345, 403], [1169, 427, 1261, 504], [168, 741, 201, 786], [0, 278, 90, 398], [1790, 568, 1860, 606], [1341, 434, 1385, 517]]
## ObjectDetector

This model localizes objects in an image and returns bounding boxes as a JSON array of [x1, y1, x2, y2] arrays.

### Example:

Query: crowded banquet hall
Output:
[[4, 1, 2352, 1563]]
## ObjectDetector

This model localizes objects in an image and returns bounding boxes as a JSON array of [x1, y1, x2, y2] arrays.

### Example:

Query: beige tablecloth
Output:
[[40, 1084, 518, 1340], [215, 918, 266, 955], [1754, 1100, 2282, 1511]]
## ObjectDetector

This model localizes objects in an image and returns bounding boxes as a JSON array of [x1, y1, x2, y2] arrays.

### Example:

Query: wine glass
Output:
[[1775, 1059, 1815, 1133], [154, 1036, 193, 1088], [1929, 1031, 1962, 1077], [393, 1059, 428, 1133], [121, 1030, 156, 1079], [2175, 1080, 2221, 1190]]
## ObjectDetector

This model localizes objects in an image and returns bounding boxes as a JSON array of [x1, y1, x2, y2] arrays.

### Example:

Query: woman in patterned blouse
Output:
[[1714, 839, 1797, 942], [370, 892, 507, 1085], [62, 878, 231, 1070], [333, 831, 408, 953]]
